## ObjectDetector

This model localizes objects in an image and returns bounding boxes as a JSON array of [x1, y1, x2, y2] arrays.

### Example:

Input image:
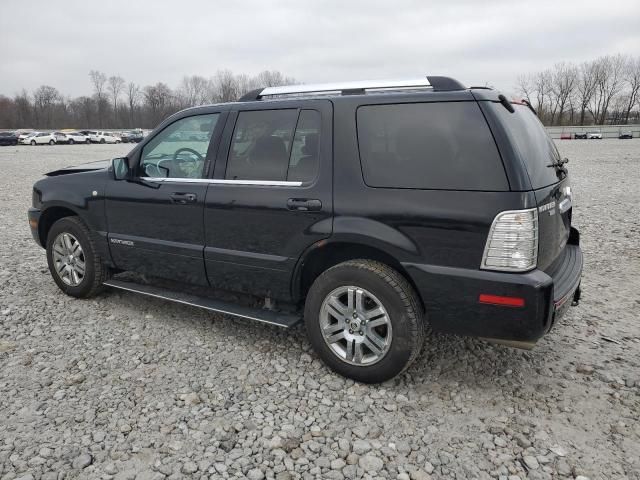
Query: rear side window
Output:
[[226, 109, 320, 183], [357, 102, 508, 191], [487, 103, 560, 189]]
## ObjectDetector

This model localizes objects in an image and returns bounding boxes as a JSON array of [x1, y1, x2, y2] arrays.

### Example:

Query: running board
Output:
[[103, 279, 301, 328]]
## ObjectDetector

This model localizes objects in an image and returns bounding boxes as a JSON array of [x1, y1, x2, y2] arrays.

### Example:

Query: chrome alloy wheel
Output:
[[52, 232, 86, 286], [319, 286, 392, 366]]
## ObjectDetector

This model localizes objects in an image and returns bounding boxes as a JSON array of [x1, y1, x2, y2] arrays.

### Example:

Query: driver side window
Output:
[[140, 113, 219, 179]]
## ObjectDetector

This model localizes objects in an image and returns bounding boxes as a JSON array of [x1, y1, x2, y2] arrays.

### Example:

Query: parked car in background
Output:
[[53, 132, 69, 144], [574, 132, 587, 139], [90, 131, 121, 144], [560, 132, 571, 140], [586, 131, 602, 139], [618, 131, 633, 139], [0, 131, 18, 146], [127, 131, 145, 143], [62, 131, 91, 144], [22, 132, 57, 145], [79, 130, 97, 137], [18, 131, 35, 143], [119, 131, 133, 143]]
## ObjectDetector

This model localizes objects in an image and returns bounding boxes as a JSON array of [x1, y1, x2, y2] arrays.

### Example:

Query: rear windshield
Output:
[[356, 102, 508, 191], [487, 103, 560, 189]]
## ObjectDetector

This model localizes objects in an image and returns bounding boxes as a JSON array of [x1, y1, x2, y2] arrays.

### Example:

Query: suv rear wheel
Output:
[[46, 217, 110, 298], [304, 260, 424, 383]]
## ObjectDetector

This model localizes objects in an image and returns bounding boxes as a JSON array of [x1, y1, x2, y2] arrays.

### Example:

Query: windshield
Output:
[[488, 103, 561, 189]]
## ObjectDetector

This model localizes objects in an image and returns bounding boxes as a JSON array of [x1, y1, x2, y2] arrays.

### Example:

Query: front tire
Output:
[[46, 217, 110, 298], [31, 140, 36, 146], [100, 138, 105, 144], [304, 260, 424, 383], [68, 138, 74, 145]]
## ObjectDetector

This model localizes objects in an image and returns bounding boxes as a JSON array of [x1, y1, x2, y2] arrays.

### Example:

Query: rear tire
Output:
[[304, 260, 424, 383], [68, 138, 74, 145], [100, 138, 105, 144], [49, 139, 54, 145], [46, 217, 110, 298]]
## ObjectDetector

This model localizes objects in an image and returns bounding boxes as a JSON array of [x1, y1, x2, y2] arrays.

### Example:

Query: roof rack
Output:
[[237, 76, 465, 101]]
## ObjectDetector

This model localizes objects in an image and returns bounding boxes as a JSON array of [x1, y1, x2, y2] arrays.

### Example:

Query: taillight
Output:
[[481, 208, 538, 272]]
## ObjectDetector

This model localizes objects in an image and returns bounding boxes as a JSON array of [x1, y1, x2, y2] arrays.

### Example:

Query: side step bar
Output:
[[103, 279, 301, 328]]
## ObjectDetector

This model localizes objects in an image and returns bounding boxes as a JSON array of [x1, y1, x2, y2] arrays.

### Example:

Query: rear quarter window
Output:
[[356, 102, 508, 191], [486, 103, 560, 189]]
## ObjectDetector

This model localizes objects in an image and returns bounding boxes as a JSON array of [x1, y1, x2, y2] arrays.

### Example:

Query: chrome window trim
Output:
[[142, 177, 303, 187]]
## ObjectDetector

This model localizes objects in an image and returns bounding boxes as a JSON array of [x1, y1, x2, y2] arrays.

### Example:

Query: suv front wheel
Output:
[[305, 260, 424, 383], [46, 217, 110, 298]]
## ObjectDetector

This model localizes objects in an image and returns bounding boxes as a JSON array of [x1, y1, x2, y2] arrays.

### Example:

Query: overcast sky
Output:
[[1, 0, 639, 98]]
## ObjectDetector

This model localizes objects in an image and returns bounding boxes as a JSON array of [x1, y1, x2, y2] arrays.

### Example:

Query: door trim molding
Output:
[[143, 177, 303, 187]]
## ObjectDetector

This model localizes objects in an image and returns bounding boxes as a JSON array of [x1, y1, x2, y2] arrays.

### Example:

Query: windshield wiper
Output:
[[547, 157, 569, 176]]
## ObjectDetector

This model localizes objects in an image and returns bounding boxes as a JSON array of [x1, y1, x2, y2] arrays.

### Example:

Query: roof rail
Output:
[[237, 76, 465, 101]]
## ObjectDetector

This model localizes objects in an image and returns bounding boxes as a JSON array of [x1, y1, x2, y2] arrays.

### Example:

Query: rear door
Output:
[[485, 103, 572, 269], [203, 100, 333, 301]]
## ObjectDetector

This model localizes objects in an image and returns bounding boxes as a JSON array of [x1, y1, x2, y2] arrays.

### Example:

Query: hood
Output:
[[45, 159, 111, 176]]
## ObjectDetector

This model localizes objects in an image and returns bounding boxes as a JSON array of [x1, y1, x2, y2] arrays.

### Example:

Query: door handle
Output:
[[169, 192, 197, 204], [287, 198, 322, 211]]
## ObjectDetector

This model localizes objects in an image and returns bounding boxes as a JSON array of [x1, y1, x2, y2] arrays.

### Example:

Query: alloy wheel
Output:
[[52, 232, 86, 286], [319, 286, 392, 366]]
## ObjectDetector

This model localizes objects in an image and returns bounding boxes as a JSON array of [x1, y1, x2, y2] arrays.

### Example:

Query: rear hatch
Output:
[[486, 102, 572, 270]]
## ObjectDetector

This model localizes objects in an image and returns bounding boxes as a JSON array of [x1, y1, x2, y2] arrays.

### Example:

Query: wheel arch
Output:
[[293, 240, 424, 311], [38, 205, 79, 247]]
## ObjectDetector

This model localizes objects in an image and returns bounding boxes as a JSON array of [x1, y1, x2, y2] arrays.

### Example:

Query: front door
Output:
[[204, 100, 333, 300], [105, 111, 226, 285]]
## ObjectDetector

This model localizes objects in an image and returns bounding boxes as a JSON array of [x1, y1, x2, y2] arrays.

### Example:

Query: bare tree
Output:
[[126, 82, 140, 127], [33, 85, 60, 128], [533, 70, 552, 123], [516, 74, 535, 105], [14, 90, 32, 127], [622, 56, 640, 124], [211, 70, 240, 103], [144, 82, 175, 126], [107, 75, 125, 125], [576, 61, 599, 125], [178, 75, 209, 107], [89, 70, 107, 127], [550, 62, 578, 125], [589, 55, 626, 124]]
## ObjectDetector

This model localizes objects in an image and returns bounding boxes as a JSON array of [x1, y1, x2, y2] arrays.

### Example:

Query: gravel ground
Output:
[[0, 141, 638, 480]]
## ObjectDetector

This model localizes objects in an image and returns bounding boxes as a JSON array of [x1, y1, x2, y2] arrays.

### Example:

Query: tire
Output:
[[46, 216, 110, 298], [100, 138, 105, 144], [304, 260, 424, 383], [86, 139, 90, 144], [68, 138, 74, 145], [49, 140, 55, 145], [31, 140, 36, 146]]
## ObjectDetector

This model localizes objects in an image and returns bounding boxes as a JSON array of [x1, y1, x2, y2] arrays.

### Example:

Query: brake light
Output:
[[481, 208, 538, 272], [479, 294, 525, 307]]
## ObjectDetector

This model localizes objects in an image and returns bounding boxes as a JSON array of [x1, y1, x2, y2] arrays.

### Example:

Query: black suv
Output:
[[28, 76, 583, 383]]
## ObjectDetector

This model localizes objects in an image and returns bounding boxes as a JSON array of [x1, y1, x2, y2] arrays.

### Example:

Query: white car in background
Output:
[[586, 131, 603, 139], [90, 131, 122, 144], [57, 131, 91, 144], [21, 132, 57, 145]]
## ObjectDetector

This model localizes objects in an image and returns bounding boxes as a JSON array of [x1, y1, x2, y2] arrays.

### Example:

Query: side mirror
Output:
[[112, 157, 131, 180]]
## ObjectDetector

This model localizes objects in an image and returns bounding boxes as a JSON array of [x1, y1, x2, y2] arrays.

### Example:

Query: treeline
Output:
[[0, 70, 295, 130], [516, 54, 640, 126]]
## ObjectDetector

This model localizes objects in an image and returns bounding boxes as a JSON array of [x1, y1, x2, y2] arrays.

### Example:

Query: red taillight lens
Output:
[[479, 294, 525, 308]]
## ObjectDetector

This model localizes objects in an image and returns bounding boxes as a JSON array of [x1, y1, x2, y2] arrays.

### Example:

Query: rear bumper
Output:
[[403, 235, 583, 345]]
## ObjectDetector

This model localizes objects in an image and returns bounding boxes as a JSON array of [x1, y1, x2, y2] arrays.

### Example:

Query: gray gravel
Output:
[[1, 141, 639, 480]]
